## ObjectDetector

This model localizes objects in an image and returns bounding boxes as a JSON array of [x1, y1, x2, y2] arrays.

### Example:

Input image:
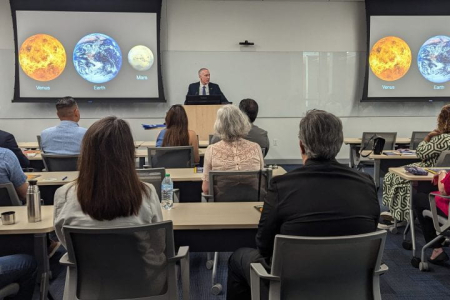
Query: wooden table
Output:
[[25, 149, 207, 169], [25, 167, 286, 186], [363, 150, 420, 188], [0, 206, 54, 300], [137, 140, 210, 148], [19, 141, 160, 150], [344, 137, 411, 168], [162, 202, 261, 251]]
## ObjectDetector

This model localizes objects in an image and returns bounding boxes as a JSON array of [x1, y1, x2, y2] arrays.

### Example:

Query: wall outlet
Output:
[[273, 139, 278, 146]]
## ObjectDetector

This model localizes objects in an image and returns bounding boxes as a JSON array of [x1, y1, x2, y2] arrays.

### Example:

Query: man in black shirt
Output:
[[0, 130, 29, 168], [226, 109, 380, 300]]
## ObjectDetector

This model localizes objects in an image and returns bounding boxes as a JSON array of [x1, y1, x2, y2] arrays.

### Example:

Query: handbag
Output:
[[361, 135, 386, 157]]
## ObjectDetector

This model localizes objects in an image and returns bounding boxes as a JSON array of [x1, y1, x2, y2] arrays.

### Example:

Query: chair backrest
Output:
[[41, 153, 79, 171], [207, 169, 271, 202], [136, 168, 166, 200], [261, 147, 267, 157], [36, 135, 42, 150], [361, 132, 397, 151], [410, 131, 430, 150], [147, 146, 194, 168], [270, 231, 387, 300], [0, 283, 20, 299], [0, 183, 22, 206], [209, 134, 214, 144], [63, 222, 178, 300], [435, 150, 450, 167]]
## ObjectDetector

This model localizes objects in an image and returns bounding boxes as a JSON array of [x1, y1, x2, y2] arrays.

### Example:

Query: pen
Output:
[[62, 176, 68, 181]]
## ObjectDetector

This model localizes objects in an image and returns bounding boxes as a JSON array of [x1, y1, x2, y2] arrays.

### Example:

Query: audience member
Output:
[[41, 96, 87, 154], [383, 104, 450, 223], [0, 254, 37, 300], [54, 116, 163, 248], [226, 109, 380, 300], [0, 130, 29, 168], [0, 147, 27, 200], [202, 105, 264, 194], [414, 170, 450, 264], [156, 105, 200, 163], [211, 99, 270, 156]]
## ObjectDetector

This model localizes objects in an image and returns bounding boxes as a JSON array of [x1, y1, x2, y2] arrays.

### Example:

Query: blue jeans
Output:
[[0, 254, 37, 300]]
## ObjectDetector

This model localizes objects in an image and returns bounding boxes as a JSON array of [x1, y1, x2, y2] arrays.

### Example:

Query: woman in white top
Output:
[[54, 116, 163, 248], [202, 105, 264, 194]]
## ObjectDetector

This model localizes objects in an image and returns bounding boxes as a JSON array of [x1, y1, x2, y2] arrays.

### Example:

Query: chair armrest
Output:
[[201, 193, 213, 203], [59, 253, 75, 266], [429, 193, 444, 233], [250, 263, 279, 300], [375, 263, 388, 276], [250, 263, 279, 281], [169, 246, 189, 263], [173, 188, 180, 203]]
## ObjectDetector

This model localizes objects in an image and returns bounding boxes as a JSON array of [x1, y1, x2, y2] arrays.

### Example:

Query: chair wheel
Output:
[[211, 283, 222, 295], [389, 227, 398, 234], [402, 240, 413, 250], [206, 260, 214, 270], [419, 262, 429, 271], [411, 256, 421, 269]]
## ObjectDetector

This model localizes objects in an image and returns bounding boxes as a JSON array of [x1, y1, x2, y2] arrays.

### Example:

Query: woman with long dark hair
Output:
[[156, 105, 200, 163], [54, 116, 162, 247]]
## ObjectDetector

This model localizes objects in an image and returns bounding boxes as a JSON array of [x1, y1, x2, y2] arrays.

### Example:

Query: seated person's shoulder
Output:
[[0, 147, 15, 160]]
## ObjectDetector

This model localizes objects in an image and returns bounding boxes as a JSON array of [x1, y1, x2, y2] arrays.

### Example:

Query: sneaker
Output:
[[48, 240, 61, 258], [380, 211, 394, 222]]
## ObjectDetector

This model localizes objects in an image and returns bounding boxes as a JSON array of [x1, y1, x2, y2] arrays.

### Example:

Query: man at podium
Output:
[[186, 68, 228, 104]]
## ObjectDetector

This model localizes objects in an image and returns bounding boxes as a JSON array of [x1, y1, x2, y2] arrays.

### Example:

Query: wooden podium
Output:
[[183, 105, 225, 141]]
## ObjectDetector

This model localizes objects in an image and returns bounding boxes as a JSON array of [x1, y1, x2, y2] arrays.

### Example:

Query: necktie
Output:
[[202, 86, 206, 95]]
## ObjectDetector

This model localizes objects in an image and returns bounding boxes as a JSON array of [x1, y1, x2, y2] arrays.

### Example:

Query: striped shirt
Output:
[[41, 121, 87, 155]]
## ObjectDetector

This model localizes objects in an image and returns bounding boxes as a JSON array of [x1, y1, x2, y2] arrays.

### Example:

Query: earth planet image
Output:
[[369, 36, 412, 81], [73, 33, 122, 84], [19, 34, 66, 81], [417, 35, 450, 83], [128, 45, 154, 71]]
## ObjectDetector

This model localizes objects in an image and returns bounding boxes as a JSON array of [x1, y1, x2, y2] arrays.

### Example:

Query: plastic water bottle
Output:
[[161, 174, 174, 210], [26, 180, 41, 222]]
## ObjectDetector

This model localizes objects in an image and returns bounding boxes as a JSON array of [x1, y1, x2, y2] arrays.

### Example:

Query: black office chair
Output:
[[0, 183, 22, 206], [60, 222, 190, 300], [147, 146, 194, 168], [41, 153, 79, 171], [136, 167, 166, 200], [36, 135, 42, 150], [250, 231, 388, 300], [435, 150, 450, 167], [410, 131, 430, 150], [202, 169, 272, 295]]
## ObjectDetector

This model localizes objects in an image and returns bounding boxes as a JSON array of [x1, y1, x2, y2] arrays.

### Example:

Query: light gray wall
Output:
[[0, 0, 444, 161]]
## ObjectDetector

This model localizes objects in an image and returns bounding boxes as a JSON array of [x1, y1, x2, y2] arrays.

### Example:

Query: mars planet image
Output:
[[128, 45, 154, 71], [369, 36, 412, 81], [19, 34, 66, 81]]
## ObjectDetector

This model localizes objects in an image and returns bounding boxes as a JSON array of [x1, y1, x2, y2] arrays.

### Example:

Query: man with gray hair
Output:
[[186, 68, 228, 103], [226, 109, 380, 300], [41, 96, 87, 154]]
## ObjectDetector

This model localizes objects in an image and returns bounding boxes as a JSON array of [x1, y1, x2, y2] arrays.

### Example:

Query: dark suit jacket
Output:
[[256, 158, 380, 259], [210, 124, 270, 156], [0, 130, 30, 168], [186, 82, 228, 103]]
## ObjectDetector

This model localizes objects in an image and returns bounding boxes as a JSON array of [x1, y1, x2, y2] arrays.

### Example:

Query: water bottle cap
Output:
[[28, 179, 37, 185], [165, 174, 170, 177]]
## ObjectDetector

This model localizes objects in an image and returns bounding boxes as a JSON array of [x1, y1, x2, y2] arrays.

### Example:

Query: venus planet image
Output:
[[128, 45, 154, 71], [19, 34, 66, 81], [369, 36, 412, 81]]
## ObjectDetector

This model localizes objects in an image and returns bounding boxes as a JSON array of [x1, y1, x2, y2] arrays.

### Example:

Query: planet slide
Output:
[[369, 35, 450, 84], [18, 33, 155, 83]]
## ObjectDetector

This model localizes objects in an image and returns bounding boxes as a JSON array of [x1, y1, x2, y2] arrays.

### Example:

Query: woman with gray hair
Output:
[[202, 105, 264, 194]]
